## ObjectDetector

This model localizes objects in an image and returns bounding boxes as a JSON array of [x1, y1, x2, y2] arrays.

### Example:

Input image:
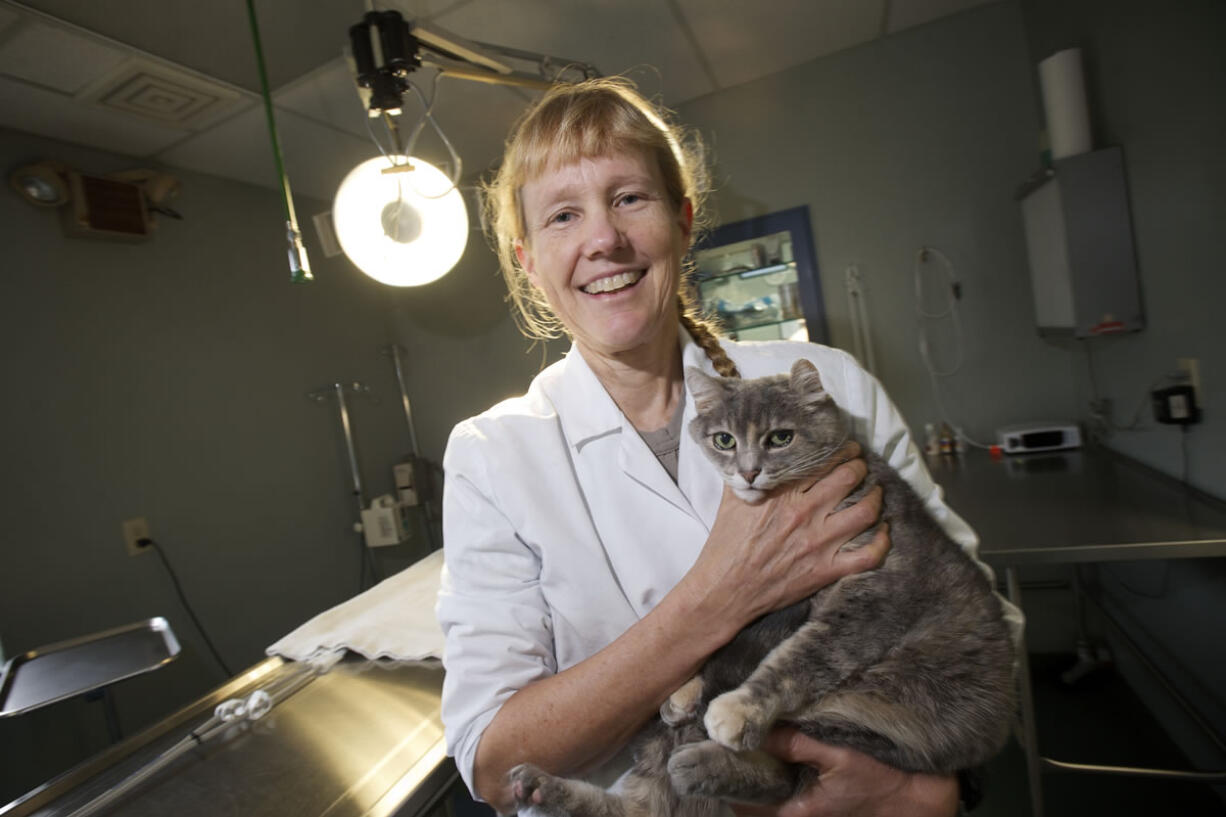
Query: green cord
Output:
[[245, 0, 312, 282]]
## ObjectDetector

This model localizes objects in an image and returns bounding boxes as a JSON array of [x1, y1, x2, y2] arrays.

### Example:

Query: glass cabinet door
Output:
[[690, 206, 827, 344]]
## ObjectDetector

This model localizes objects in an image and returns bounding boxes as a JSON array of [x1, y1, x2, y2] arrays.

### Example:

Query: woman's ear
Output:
[[679, 198, 694, 243], [514, 239, 539, 288]]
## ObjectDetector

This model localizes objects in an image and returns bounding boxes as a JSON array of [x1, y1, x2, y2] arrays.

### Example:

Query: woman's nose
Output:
[[582, 209, 625, 256]]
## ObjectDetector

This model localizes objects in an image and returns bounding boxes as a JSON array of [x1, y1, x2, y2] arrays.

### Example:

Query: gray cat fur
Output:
[[508, 359, 1015, 817]]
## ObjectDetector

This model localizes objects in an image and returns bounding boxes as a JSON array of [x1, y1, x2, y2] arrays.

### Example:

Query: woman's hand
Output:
[[735, 727, 959, 817], [681, 441, 889, 630]]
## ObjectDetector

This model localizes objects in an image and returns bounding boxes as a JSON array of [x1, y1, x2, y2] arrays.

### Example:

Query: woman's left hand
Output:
[[734, 726, 959, 817]]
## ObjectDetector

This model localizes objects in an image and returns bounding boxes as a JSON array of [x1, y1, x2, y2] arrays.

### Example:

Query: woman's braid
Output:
[[678, 299, 740, 378]]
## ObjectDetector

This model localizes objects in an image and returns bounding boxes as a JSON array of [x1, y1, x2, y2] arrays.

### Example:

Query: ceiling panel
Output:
[[273, 57, 371, 140], [0, 5, 19, 35], [676, 0, 885, 90], [431, 0, 716, 105], [0, 19, 127, 94], [155, 104, 375, 202], [885, 0, 1001, 34], [0, 73, 193, 158], [412, 78, 537, 176]]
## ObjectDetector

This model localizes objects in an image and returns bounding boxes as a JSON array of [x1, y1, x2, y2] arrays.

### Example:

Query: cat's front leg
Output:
[[703, 686, 780, 751], [509, 764, 626, 817], [705, 620, 835, 751], [660, 675, 704, 725]]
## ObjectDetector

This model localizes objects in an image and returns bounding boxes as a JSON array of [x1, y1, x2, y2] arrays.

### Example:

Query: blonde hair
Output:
[[482, 77, 739, 377]]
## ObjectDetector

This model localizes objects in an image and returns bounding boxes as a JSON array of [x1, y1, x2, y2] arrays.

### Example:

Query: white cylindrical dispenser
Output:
[[1038, 47, 1093, 159]]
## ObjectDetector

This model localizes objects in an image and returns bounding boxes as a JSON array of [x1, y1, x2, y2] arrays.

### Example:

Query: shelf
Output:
[[696, 261, 796, 284], [712, 313, 806, 334]]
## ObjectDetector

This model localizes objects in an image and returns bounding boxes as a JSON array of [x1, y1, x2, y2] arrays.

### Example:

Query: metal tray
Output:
[[0, 618, 180, 718]]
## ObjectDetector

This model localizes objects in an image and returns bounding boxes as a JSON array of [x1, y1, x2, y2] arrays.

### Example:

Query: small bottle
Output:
[[938, 423, 955, 455]]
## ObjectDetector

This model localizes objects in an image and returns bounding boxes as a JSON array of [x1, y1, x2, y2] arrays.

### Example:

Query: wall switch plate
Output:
[[123, 517, 151, 556]]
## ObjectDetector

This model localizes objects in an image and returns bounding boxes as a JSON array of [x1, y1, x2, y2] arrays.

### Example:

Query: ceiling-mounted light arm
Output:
[[465, 38, 600, 84], [347, 13, 601, 118]]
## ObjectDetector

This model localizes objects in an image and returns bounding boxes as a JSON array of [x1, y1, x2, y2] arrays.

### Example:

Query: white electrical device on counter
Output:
[[996, 422, 1082, 454]]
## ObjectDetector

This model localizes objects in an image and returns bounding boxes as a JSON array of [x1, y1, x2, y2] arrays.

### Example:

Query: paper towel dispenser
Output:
[[1018, 147, 1144, 337]]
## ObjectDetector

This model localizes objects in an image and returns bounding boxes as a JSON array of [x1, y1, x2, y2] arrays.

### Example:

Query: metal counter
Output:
[[2, 657, 456, 817], [928, 446, 1226, 817], [929, 447, 1226, 566]]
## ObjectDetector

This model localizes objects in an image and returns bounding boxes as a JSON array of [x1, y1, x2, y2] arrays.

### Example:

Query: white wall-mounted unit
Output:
[[1019, 147, 1144, 337]]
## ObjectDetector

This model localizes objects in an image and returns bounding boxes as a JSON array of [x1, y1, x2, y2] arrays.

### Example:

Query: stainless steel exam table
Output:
[[1, 657, 462, 817], [931, 446, 1226, 817]]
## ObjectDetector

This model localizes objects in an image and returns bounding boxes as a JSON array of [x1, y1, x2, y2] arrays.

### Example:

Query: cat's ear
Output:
[[790, 359, 830, 404], [685, 366, 726, 413]]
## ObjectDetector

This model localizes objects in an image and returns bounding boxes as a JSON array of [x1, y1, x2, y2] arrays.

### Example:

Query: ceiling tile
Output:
[[432, 0, 716, 105], [675, 0, 885, 90], [886, 0, 1002, 34], [0, 73, 191, 157], [415, 78, 538, 176], [155, 105, 375, 202], [0, 19, 127, 94], [0, 6, 21, 36], [274, 57, 370, 140]]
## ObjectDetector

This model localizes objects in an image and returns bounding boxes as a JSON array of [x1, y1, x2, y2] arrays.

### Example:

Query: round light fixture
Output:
[[10, 163, 69, 207], [332, 155, 468, 287]]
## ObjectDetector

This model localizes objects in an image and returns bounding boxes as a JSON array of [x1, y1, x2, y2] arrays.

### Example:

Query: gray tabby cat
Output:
[[508, 358, 1015, 817]]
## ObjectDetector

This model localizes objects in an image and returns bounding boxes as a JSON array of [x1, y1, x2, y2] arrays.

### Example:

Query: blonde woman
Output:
[[438, 79, 1004, 816]]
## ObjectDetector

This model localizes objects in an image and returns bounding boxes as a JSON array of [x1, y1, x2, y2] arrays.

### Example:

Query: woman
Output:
[[438, 78, 1006, 816]]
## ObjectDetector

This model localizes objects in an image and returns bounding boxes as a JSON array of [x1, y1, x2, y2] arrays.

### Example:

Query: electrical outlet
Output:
[[123, 517, 151, 556], [1176, 358, 1201, 406]]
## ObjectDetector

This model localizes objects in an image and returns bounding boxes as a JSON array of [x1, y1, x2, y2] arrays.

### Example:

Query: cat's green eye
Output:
[[712, 432, 736, 451], [766, 430, 795, 448]]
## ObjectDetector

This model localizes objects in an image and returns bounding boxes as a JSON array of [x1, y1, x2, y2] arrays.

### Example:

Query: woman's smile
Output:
[[580, 269, 646, 295]]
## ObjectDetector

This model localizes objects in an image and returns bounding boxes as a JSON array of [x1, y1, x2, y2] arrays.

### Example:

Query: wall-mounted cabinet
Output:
[[1019, 147, 1144, 337], [691, 206, 828, 344]]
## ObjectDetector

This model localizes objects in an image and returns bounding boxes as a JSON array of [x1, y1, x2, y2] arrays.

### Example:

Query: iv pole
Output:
[[309, 381, 378, 588], [383, 344, 438, 552]]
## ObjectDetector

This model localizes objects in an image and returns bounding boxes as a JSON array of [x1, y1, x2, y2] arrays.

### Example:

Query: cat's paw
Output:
[[667, 741, 734, 797], [705, 689, 769, 751], [661, 676, 704, 725], [508, 764, 569, 815]]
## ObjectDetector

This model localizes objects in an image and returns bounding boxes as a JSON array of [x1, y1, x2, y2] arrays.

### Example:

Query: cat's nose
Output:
[[740, 469, 760, 485]]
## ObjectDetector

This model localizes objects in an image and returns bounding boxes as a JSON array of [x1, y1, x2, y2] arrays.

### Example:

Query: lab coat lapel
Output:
[[545, 345, 712, 618], [550, 345, 699, 520]]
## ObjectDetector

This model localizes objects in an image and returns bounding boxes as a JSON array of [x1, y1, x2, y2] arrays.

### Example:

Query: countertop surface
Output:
[[928, 447, 1226, 565]]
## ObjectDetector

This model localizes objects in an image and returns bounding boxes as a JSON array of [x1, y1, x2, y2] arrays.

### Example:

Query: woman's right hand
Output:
[[681, 441, 889, 630]]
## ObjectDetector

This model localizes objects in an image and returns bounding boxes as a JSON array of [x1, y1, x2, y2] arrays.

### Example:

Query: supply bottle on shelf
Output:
[[938, 423, 955, 456]]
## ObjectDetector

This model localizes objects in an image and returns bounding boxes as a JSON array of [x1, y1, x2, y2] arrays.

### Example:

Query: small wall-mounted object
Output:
[[9, 162, 70, 207], [1018, 147, 1143, 337], [63, 171, 153, 241], [10, 161, 180, 241]]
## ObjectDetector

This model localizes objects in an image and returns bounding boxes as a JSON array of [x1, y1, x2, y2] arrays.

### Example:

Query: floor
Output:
[[978, 653, 1226, 816]]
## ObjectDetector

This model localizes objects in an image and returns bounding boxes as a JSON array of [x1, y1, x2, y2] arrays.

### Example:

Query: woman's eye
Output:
[[619, 193, 642, 206], [712, 432, 736, 451], [766, 430, 794, 448], [549, 211, 574, 225]]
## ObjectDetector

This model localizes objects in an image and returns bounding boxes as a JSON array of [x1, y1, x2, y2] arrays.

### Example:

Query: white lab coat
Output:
[[436, 330, 1021, 798]]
